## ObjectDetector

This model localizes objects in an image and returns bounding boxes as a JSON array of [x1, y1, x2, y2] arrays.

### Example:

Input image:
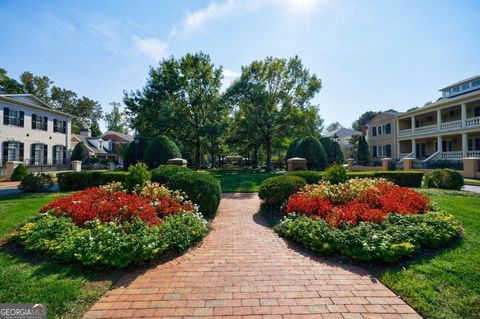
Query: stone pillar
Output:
[[167, 158, 188, 167], [462, 133, 468, 158], [463, 157, 479, 179], [403, 158, 414, 171], [71, 160, 82, 172], [381, 158, 391, 171], [347, 158, 354, 170], [108, 161, 116, 171], [5, 161, 21, 181], [461, 103, 467, 127], [287, 157, 307, 171]]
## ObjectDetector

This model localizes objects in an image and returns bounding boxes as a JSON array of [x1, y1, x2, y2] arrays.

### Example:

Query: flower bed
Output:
[[275, 178, 462, 262], [16, 182, 208, 268]]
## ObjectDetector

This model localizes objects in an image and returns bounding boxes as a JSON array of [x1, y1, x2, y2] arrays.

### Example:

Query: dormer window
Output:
[[473, 80, 480, 87], [452, 86, 460, 93], [462, 83, 470, 90]]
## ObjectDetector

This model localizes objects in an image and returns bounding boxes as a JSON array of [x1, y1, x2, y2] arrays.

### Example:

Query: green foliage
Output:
[[104, 102, 128, 133], [18, 173, 53, 192], [320, 137, 344, 165], [143, 135, 181, 169], [258, 175, 306, 205], [57, 171, 128, 191], [325, 121, 342, 132], [286, 138, 301, 161], [166, 171, 222, 218], [323, 165, 348, 184], [374, 171, 424, 187], [71, 143, 89, 162], [352, 111, 379, 131], [294, 136, 327, 170], [151, 165, 192, 185], [11, 164, 29, 181], [356, 136, 370, 165], [123, 136, 148, 169], [287, 171, 323, 184], [423, 169, 464, 190], [17, 213, 208, 268], [208, 169, 276, 192], [276, 211, 461, 263], [123, 162, 151, 193]]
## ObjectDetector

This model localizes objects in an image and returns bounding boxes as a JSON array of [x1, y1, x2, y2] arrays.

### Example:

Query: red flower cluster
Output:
[[285, 182, 429, 227], [40, 188, 160, 226], [148, 195, 194, 218]]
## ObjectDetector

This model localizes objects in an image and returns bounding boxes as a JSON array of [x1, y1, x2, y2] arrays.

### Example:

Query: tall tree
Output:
[[325, 121, 342, 132], [104, 102, 128, 133], [226, 56, 322, 171], [351, 111, 379, 131], [124, 52, 226, 169], [19, 71, 52, 102], [0, 68, 23, 93]]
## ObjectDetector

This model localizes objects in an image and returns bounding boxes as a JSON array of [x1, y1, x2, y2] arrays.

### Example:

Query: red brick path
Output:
[[85, 193, 421, 319]]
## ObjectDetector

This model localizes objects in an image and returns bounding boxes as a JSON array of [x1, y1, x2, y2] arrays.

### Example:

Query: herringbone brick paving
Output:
[[84, 193, 421, 319]]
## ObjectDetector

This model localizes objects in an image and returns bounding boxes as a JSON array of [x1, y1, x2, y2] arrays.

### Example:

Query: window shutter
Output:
[[386, 144, 392, 157], [19, 142, 24, 161], [53, 119, 58, 132], [372, 127, 377, 136], [43, 144, 48, 164], [44, 116, 48, 130], [2, 142, 8, 163], [3, 107, 9, 125], [19, 111, 24, 127], [62, 146, 66, 164], [63, 121, 67, 133], [373, 145, 377, 157], [32, 114, 37, 129], [386, 123, 391, 134]]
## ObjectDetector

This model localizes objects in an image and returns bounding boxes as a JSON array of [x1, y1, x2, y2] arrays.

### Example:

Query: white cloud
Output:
[[134, 37, 168, 62], [183, 0, 237, 32], [223, 69, 241, 78]]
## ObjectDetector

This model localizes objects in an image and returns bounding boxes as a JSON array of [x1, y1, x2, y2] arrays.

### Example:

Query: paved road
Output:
[[85, 193, 421, 319], [463, 185, 480, 193]]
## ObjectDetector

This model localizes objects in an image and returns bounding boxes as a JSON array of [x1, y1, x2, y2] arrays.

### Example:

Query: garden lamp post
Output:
[[332, 133, 339, 164]]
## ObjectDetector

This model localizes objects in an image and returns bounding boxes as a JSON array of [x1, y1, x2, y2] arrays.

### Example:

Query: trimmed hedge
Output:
[[166, 171, 221, 218], [57, 171, 128, 191], [11, 164, 29, 181], [151, 165, 192, 184], [422, 169, 464, 190], [143, 135, 181, 169], [259, 175, 306, 206], [287, 171, 322, 184]]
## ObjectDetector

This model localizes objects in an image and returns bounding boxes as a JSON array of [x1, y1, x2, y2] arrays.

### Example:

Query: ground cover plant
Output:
[[209, 169, 277, 192], [15, 182, 208, 268], [275, 179, 462, 263]]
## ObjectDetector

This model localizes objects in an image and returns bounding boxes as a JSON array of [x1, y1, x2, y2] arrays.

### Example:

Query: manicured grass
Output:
[[464, 178, 480, 185], [209, 169, 278, 192], [0, 192, 122, 319], [380, 194, 480, 319]]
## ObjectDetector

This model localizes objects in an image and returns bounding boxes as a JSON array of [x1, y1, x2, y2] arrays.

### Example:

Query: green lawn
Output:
[[209, 169, 278, 192], [380, 194, 480, 319], [0, 192, 122, 319]]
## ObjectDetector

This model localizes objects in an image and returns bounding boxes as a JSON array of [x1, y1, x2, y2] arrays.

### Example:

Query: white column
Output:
[[437, 109, 442, 131], [461, 104, 467, 127], [437, 135, 442, 153], [462, 133, 468, 158], [412, 139, 416, 158], [397, 141, 400, 159], [411, 116, 415, 131]]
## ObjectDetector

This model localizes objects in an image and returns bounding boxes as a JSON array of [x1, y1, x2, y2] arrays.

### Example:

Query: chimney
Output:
[[80, 128, 91, 137], [361, 125, 368, 137]]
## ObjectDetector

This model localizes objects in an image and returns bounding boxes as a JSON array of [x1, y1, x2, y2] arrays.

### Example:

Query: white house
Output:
[[0, 94, 73, 168]]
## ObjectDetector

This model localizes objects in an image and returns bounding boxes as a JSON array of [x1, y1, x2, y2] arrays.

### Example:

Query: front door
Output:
[[416, 143, 426, 158]]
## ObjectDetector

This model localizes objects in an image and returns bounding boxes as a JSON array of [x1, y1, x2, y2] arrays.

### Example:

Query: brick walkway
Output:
[[85, 193, 421, 319]]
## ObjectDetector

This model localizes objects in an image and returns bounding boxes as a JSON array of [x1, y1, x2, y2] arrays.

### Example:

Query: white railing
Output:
[[465, 116, 480, 127], [441, 151, 463, 159], [467, 150, 480, 157], [399, 151, 415, 162], [414, 124, 437, 135], [440, 120, 462, 131], [399, 129, 412, 137], [423, 151, 441, 162]]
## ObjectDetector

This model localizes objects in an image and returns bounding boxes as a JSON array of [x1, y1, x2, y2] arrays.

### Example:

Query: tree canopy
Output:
[[325, 121, 342, 132], [104, 102, 128, 133]]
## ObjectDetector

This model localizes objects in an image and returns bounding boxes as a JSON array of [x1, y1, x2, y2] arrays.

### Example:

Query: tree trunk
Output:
[[253, 145, 258, 168], [266, 135, 272, 172], [195, 141, 201, 170]]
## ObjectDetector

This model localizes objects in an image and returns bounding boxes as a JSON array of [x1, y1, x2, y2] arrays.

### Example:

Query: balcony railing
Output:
[[467, 150, 480, 157], [440, 120, 462, 131], [398, 117, 480, 138], [465, 116, 480, 127], [414, 124, 437, 135], [441, 151, 463, 159], [398, 129, 412, 137]]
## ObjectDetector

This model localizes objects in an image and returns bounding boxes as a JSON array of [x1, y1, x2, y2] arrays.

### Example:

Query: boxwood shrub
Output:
[[57, 171, 128, 191], [166, 171, 221, 218], [151, 165, 192, 184], [11, 164, 29, 181], [422, 169, 464, 190], [287, 171, 323, 184], [276, 212, 461, 263], [259, 175, 306, 206]]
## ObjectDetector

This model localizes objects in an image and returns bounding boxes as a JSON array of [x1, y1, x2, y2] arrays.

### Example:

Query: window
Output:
[[377, 126, 383, 135], [462, 83, 470, 90], [32, 144, 43, 164], [376, 145, 391, 158], [32, 114, 48, 131], [472, 80, 480, 87], [53, 145, 65, 164], [2, 141, 24, 163], [53, 119, 67, 133], [376, 123, 391, 135], [8, 142, 19, 161], [452, 86, 460, 93], [3, 108, 24, 127], [475, 107, 480, 117]]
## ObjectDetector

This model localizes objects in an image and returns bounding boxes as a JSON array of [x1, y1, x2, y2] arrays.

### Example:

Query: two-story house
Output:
[[365, 75, 480, 164], [0, 94, 73, 167]]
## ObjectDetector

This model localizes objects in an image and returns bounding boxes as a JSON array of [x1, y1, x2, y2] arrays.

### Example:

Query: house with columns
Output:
[[366, 75, 480, 164]]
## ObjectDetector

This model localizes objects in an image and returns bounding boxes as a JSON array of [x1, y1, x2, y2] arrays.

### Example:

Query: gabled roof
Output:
[[101, 130, 133, 142], [0, 93, 73, 117], [73, 134, 115, 155], [440, 75, 480, 91], [324, 127, 362, 138]]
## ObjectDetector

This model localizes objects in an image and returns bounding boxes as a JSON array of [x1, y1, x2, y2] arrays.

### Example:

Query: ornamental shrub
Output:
[[286, 138, 301, 163], [166, 171, 221, 218], [356, 136, 370, 165], [275, 211, 461, 263], [259, 175, 306, 206], [123, 162, 151, 192], [151, 165, 191, 184], [11, 164, 29, 181], [323, 165, 348, 184], [71, 142, 89, 162], [18, 173, 53, 192], [57, 171, 128, 191], [143, 135, 181, 169], [422, 169, 464, 190], [287, 170, 323, 184], [320, 137, 345, 165], [123, 136, 148, 169], [294, 137, 328, 170]]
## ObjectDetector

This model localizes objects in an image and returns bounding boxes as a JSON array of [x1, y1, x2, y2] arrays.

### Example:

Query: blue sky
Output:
[[1, 0, 479, 131]]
